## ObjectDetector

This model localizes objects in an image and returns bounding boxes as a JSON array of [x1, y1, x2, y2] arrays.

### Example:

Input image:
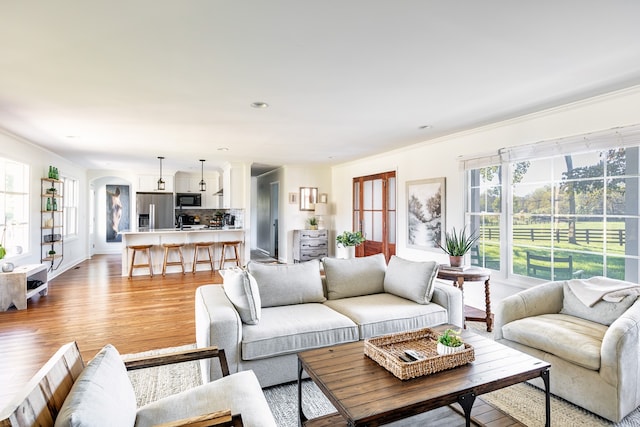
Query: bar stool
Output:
[[193, 241, 215, 273], [128, 244, 153, 279], [219, 241, 242, 269], [162, 243, 185, 276]]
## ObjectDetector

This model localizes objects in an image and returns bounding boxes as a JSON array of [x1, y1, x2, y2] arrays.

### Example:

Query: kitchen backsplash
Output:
[[175, 208, 244, 228]]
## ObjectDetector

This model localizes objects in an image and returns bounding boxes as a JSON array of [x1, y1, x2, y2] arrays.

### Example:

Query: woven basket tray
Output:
[[364, 328, 475, 380]]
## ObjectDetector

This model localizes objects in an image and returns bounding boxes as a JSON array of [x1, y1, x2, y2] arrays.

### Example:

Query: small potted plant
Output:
[[46, 187, 57, 194], [436, 328, 465, 355], [439, 226, 479, 267], [307, 216, 319, 230], [336, 231, 365, 259], [48, 249, 56, 258]]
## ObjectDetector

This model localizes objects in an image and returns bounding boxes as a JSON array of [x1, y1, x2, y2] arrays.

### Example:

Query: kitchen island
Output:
[[120, 227, 245, 276]]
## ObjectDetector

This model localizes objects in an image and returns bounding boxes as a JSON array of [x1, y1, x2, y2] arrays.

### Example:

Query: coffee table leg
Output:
[[541, 369, 551, 427], [298, 359, 307, 426], [458, 391, 476, 427]]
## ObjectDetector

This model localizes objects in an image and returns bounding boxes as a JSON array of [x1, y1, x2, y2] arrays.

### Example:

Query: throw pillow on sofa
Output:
[[223, 267, 261, 325], [383, 256, 439, 304], [323, 253, 387, 300], [247, 259, 326, 307]]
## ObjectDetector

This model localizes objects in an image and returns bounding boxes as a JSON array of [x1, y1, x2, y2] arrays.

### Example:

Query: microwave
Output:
[[176, 193, 202, 207]]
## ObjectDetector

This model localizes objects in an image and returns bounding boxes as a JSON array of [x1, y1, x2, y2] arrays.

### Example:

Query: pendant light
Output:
[[157, 156, 165, 191], [199, 159, 206, 192]]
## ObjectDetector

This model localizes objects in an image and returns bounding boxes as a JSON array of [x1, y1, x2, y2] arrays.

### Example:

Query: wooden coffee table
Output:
[[298, 325, 550, 427]]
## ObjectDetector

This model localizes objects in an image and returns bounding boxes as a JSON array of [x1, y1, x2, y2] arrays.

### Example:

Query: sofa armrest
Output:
[[153, 409, 243, 427], [195, 285, 243, 383], [494, 281, 564, 340], [600, 300, 640, 392], [431, 281, 463, 328]]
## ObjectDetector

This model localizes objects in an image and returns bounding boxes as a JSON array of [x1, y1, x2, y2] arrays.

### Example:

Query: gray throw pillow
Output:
[[54, 344, 137, 427], [383, 256, 439, 304], [560, 282, 638, 326], [247, 259, 325, 307], [223, 267, 261, 324], [322, 253, 387, 300]]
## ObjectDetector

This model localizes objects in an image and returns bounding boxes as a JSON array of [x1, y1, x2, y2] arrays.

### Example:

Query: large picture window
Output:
[[466, 126, 640, 283], [0, 158, 29, 256]]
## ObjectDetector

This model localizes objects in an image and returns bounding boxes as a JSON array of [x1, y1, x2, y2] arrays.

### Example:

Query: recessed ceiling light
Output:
[[418, 125, 432, 130], [250, 102, 269, 109], [217, 147, 229, 151]]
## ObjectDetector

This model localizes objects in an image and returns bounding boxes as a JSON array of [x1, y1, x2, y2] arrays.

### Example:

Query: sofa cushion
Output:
[[501, 313, 607, 370], [323, 253, 387, 300], [247, 260, 325, 307], [241, 303, 358, 360], [135, 370, 277, 427], [223, 268, 261, 325], [561, 282, 637, 326], [383, 256, 439, 304], [55, 345, 137, 427], [324, 293, 448, 339]]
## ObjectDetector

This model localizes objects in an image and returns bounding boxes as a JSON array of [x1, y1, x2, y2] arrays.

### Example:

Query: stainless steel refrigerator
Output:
[[136, 192, 174, 229]]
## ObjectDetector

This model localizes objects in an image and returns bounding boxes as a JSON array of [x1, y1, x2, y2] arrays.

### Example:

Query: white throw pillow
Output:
[[223, 267, 261, 324], [323, 253, 387, 300], [247, 259, 325, 307], [383, 256, 439, 304], [55, 344, 137, 427]]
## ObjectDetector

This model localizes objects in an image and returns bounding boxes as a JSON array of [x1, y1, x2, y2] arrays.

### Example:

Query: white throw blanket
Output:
[[568, 277, 640, 307]]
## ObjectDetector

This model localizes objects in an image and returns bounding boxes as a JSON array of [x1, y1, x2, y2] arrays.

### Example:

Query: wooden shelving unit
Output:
[[41, 178, 64, 271]]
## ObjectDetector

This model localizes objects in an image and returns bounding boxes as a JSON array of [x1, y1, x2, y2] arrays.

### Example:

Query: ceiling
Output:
[[2, 1, 640, 176]]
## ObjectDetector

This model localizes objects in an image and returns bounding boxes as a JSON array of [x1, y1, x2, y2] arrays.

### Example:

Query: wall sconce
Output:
[[199, 159, 206, 192], [157, 156, 165, 191]]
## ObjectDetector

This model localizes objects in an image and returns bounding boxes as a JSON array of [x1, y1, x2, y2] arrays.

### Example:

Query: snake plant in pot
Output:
[[438, 226, 479, 267]]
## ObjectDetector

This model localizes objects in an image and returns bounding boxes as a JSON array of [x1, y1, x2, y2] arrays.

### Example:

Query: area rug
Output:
[[123, 339, 640, 426]]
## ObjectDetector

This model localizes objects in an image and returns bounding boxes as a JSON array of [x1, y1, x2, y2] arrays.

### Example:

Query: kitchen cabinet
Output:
[[138, 174, 174, 192], [175, 172, 222, 208]]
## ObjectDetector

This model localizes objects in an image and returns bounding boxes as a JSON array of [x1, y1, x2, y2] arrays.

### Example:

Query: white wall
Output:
[[331, 85, 640, 276], [281, 165, 331, 262], [0, 129, 89, 278]]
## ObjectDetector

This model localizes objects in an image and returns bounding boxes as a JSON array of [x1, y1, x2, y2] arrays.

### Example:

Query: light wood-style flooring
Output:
[[0, 254, 222, 413]]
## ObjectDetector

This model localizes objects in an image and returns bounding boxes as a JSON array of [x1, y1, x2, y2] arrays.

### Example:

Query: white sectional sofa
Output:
[[195, 253, 463, 387]]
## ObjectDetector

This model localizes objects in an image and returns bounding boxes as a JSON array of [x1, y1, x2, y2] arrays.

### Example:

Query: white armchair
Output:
[[494, 278, 640, 422]]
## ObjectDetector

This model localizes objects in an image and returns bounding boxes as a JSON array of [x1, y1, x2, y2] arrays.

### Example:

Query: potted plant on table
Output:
[[336, 231, 365, 259], [438, 226, 479, 267], [436, 328, 465, 355]]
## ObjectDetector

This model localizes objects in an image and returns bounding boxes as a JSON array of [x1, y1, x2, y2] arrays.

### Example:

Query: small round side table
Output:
[[437, 266, 493, 332]]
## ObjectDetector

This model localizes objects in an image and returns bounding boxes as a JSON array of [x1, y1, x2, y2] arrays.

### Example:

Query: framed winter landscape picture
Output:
[[407, 178, 445, 251]]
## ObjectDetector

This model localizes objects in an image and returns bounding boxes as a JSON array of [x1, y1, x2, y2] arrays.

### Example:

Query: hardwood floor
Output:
[[0, 254, 223, 413]]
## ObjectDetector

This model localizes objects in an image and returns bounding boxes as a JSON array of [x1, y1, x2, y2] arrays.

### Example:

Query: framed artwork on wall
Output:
[[406, 178, 445, 251], [106, 184, 130, 243]]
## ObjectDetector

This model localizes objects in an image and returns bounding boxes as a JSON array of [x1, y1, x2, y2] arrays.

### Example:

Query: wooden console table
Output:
[[0, 264, 49, 311], [437, 266, 492, 332]]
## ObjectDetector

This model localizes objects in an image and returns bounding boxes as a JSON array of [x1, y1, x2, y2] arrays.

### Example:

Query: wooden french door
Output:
[[353, 171, 396, 261]]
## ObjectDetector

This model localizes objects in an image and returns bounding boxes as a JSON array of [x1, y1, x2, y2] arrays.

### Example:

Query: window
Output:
[[0, 158, 29, 256], [466, 126, 640, 283], [62, 176, 79, 237]]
